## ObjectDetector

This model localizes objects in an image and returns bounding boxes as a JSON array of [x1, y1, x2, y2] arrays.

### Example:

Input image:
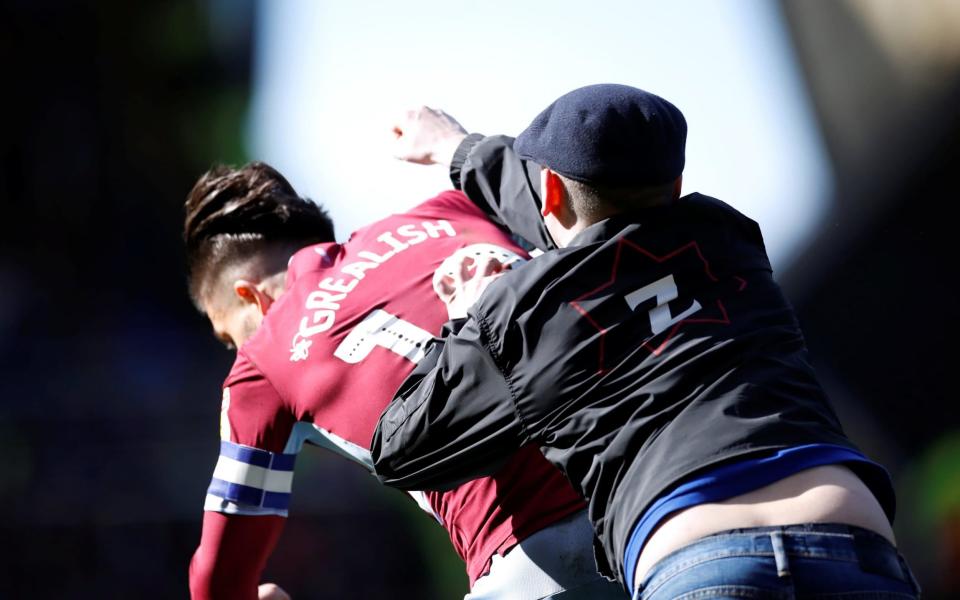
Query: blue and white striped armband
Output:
[[204, 441, 297, 517]]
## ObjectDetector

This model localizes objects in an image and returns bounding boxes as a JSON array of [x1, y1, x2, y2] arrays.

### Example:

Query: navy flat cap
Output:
[[514, 83, 687, 186]]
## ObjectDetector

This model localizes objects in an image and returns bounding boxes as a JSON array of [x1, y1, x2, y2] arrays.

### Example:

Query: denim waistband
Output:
[[640, 523, 916, 595]]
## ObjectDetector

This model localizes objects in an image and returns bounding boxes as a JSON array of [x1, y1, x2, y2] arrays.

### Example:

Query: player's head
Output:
[[513, 83, 687, 246], [184, 161, 335, 349]]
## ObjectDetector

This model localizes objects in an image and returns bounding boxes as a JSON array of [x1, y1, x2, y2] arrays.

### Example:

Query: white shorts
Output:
[[465, 510, 626, 600]]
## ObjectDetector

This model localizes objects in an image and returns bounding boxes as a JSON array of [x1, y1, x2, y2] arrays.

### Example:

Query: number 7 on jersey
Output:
[[334, 309, 434, 365]]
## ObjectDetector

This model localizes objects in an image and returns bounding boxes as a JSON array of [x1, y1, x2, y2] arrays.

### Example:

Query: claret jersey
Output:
[[204, 190, 586, 584]]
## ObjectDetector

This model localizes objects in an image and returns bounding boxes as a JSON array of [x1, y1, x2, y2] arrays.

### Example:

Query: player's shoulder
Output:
[[220, 346, 287, 428], [223, 346, 265, 387], [286, 241, 342, 280], [333, 190, 485, 250], [371, 189, 487, 232], [405, 189, 483, 220]]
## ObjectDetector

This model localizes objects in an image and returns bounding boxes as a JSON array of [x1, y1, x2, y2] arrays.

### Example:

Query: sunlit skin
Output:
[[200, 266, 288, 351]]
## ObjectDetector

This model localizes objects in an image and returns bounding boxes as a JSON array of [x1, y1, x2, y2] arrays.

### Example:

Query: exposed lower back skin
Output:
[[635, 465, 896, 584]]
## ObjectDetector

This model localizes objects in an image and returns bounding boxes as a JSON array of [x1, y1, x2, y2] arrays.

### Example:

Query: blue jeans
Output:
[[635, 524, 920, 599]]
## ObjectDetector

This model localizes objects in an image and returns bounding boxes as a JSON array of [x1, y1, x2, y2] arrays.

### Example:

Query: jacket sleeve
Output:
[[371, 315, 527, 491], [451, 134, 557, 253]]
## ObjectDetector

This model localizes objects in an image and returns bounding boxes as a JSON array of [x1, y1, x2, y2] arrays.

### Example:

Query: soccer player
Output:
[[372, 85, 920, 598], [183, 162, 626, 599]]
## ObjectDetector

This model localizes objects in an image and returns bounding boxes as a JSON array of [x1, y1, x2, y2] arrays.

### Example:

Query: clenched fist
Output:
[[390, 106, 468, 166]]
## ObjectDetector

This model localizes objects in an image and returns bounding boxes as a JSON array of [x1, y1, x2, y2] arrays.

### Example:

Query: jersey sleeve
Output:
[[371, 313, 527, 491], [189, 512, 285, 600], [204, 350, 299, 517], [453, 134, 557, 253]]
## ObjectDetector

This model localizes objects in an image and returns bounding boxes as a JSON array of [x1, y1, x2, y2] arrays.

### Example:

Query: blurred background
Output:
[[1, 0, 958, 598]]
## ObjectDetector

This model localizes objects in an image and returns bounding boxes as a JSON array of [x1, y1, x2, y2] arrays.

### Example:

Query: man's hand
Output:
[[258, 583, 291, 600], [390, 106, 467, 167], [435, 254, 505, 320]]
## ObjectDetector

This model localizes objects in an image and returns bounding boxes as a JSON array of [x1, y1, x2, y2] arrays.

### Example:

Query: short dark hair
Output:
[[560, 175, 677, 220], [184, 161, 334, 305]]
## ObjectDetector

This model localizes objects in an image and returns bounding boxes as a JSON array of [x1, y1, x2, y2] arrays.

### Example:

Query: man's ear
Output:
[[233, 279, 274, 316], [672, 175, 683, 201], [540, 168, 565, 218]]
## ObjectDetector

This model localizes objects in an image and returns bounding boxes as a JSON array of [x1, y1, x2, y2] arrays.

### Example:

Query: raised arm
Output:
[[391, 107, 555, 252]]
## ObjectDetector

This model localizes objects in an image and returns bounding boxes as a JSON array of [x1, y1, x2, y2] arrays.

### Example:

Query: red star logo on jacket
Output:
[[568, 238, 746, 373]]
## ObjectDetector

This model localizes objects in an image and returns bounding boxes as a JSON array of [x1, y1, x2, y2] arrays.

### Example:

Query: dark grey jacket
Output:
[[372, 134, 895, 583]]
